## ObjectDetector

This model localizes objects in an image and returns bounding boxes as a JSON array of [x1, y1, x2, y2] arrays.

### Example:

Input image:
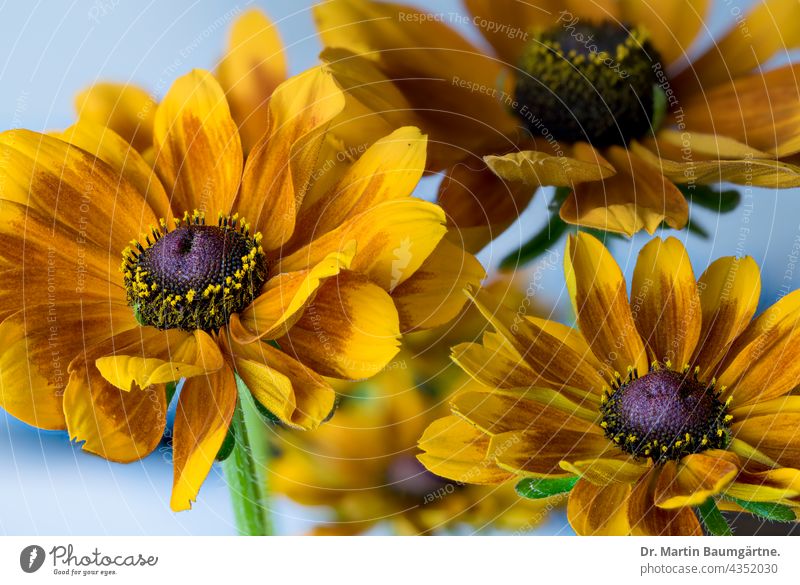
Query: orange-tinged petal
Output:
[[0, 129, 158, 255], [681, 65, 800, 157], [717, 290, 800, 406], [239, 66, 345, 251], [74, 82, 156, 153], [228, 338, 335, 430], [565, 232, 648, 375], [561, 147, 688, 235], [417, 416, 513, 484], [451, 391, 595, 437], [0, 302, 137, 431], [618, 0, 709, 66], [692, 256, 761, 377], [313, 0, 517, 170], [675, 0, 800, 93], [231, 245, 355, 343], [277, 273, 401, 379], [464, 0, 561, 64], [628, 468, 703, 535], [58, 121, 172, 220], [631, 237, 701, 366], [568, 478, 632, 535], [65, 352, 166, 463], [171, 365, 237, 511], [732, 413, 800, 470], [95, 329, 223, 391], [216, 8, 287, 153], [468, 287, 609, 399], [631, 141, 800, 188], [484, 145, 616, 188], [654, 452, 738, 509], [153, 69, 242, 215], [451, 339, 539, 390], [437, 160, 537, 254], [391, 239, 485, 332], [491, 428, 610, 478], [279, 198, 446, 291]]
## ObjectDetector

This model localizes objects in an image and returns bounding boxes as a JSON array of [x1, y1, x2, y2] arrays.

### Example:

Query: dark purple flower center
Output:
[[600, 368, 731, 462]]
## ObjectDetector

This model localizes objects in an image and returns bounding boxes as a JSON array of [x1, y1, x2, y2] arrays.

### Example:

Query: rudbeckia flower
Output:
[[0, 65, 478, 512], [314, 0, 800, 242], [419, 232, 800, 535]]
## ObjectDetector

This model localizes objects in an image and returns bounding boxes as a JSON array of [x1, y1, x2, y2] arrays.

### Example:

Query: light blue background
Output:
[[1, 0, 793, 535]]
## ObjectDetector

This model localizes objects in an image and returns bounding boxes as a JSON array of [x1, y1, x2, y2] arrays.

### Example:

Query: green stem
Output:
[[222, 376, 273, 536]]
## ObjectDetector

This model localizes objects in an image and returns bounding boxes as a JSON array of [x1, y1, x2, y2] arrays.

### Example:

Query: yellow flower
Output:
[[0, 66, 477, 511], [314, 0, 800, 241], [419, 232, 800, 535]]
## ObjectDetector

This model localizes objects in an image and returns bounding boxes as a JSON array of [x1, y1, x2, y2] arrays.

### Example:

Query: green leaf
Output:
[[696, 498, 733, 536], [165, 381, 179, 406], [725, 497, 797, 522], [686, 218, 710, 239], [515, 476, 579, 499], [499, 211, 569, 269], [215, 419, 236, 462], [679, 184, 741, 214], [651, 84, 668, 136]]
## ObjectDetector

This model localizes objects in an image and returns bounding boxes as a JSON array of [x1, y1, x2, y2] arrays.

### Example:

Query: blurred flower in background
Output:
[[272, 279, 559, 534]]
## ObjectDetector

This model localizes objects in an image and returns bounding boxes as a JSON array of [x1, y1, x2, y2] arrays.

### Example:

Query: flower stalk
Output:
[[222, 375, 273, 536]]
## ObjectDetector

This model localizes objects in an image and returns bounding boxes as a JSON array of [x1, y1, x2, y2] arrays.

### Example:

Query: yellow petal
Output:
[[565, 232, 648, 375], [153, 69, 242, 214], [277, 273, 401, 379], [560, 457, 646, 486], [484, 145, 616, 187], [74, 82, 156, 152], [293, 126, 427, 242], [691, 255, 761, 377], [231, 245, 355, 343], [654, 452, 738, 509], [238, 66, 345, 250], [568, 479, 632, 536], [391, 239, 485, 332], [628, 469, 703, 535], [216, 8, 287, 153], [631, 237, 701, 366], [171, 366, 238, 511], [95, 329, 223, 391], [57, 121, 172, 220], [725, 467, 800, 502], [228, 338, 335, 430], [417, 416, 513, 484], [561, 147, 688, 235], [65, 350, 166, 463], [279, 198, 446, 291]]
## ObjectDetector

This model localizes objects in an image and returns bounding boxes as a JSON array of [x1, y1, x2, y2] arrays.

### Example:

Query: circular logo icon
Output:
[[20, 545, 46, 573]]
